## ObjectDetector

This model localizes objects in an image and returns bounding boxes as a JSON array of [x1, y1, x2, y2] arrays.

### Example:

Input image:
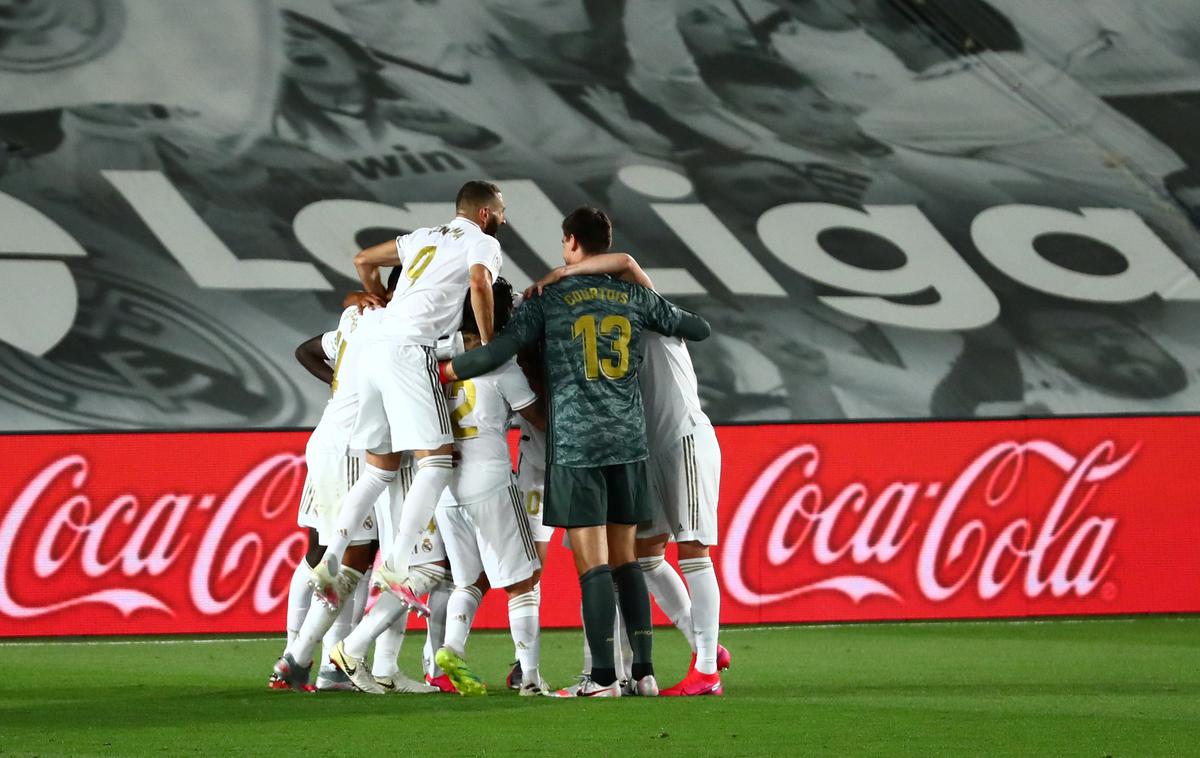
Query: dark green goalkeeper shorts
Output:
[[544, 460, 651, 528]]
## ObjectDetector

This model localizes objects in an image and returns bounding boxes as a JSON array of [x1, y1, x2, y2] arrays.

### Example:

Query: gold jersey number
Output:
[[406, 245, 437, 283], [448, 379, 478, 439], [571, 314, 631, 380]]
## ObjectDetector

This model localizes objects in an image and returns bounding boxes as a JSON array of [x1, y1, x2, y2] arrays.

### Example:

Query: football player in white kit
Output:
[[529, 251, 730, 696], [272, 279, 388, 691], [429, 279, 551, 696], [310, 181, 503, 626]]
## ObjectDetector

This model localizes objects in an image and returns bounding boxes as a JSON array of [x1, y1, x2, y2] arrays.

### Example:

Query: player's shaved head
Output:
[[561, 207, 612, 254], [455, 180, 503, 214]]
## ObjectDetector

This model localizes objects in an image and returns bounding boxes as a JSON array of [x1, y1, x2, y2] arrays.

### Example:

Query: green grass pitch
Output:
[[0, 617, 1196, 757]]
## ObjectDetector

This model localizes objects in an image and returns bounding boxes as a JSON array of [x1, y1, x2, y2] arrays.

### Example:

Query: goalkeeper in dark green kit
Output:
[[443, 207, 710, 697]]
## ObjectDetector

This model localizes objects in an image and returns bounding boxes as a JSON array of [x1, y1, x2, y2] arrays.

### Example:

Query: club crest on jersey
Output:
[[0, 0, 125, 72], [0, 268, 303, 428]]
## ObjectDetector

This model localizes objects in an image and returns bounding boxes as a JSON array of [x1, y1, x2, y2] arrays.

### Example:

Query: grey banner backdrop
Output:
[[4, 0, 1200, 430]]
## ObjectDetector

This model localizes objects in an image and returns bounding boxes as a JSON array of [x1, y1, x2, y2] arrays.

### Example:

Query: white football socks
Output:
[[285, 558, 313, 647], [384, 456, 452, 578], [508, 590, 540, 686], [615, 602, 632, 683], [287, 566, 363, 666], [680, 557, 721, 675], [324, 464, 395, 569], [343, 563, 448, 662], [442, 584, 483, 657], [514, 582, 542, 661], [372, 614, 409, 679], [424, 578, 453, 673], [639, 554, 697, 652]]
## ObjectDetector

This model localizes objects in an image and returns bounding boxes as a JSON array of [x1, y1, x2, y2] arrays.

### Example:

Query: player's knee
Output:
[[362, 462, 397, 487], [343, 543, 374, 572], [635, 534, 669, 558], [504, 575, 537, 597], [676, 540, 711, 560], [472, 572, 491, 593]]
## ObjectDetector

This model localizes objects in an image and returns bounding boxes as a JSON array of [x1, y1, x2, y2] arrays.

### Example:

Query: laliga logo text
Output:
[[0, 454, 306, 619], [722, 440, 1136, 607]]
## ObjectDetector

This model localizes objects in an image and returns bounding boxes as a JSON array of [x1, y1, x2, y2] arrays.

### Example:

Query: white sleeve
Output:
[[497, 360, 537, 412], [395, 233, 412, 266], [320, 330, 340, 362], [467, 235, 502, 282]]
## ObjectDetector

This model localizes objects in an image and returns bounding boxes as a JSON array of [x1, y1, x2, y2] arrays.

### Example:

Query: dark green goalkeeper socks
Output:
[[580, 565, 617, 685], [612, 561, 654, 680]]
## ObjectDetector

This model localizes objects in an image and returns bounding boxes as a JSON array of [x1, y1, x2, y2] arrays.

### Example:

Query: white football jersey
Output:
[[446, 358, 536, 504], [640, 333, 711, 453], [378, 218, 502, 345], [517, 416, 546, 480], [309, 306, 383, 451]]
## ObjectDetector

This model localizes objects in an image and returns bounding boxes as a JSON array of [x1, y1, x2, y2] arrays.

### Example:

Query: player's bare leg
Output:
[[375, 445, 454, 616]]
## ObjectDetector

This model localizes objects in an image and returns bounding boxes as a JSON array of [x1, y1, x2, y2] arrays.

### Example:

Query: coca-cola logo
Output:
[[0, 452, 306, 620], [721, 439, 1135, 608]]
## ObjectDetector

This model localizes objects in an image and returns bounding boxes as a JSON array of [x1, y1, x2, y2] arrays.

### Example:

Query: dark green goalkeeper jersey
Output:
[[452, 275, 710, 467]]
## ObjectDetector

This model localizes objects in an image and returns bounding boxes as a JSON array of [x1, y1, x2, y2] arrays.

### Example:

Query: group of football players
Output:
[[269, 180, 727, 698]]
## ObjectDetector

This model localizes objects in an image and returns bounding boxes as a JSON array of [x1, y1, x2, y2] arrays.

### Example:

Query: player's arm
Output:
[[469, 262, 494, 344], [342, 290, 387, 312], [640, 289, 711, 342], [354, 240, 402, 299], [447, 299, 544, 381], [526, 252, 654, 296], [294, 334, 334, 385]]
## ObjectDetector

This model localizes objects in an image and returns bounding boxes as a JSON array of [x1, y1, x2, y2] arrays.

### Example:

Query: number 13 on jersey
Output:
[[572, 314, 631, 380]]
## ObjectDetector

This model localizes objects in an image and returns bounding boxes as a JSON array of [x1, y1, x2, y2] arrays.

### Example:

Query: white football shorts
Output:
[[297, 445, 378, 546], [639, 423, 721, 545], [437, 484, 540, 589], [516, 463, 554, 544], [351, 342, 453, 454]]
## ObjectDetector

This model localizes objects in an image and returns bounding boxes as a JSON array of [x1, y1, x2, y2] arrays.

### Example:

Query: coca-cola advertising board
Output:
[[1, 418, 1197, 638]]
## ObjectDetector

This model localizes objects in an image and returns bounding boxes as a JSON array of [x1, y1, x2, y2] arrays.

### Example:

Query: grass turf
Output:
[[0, 617, 1196, 757]]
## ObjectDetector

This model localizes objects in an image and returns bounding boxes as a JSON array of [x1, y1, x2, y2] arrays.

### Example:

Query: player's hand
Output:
[[524, 267, 567, 299], [344, 290, 386, 313], [437, 359, 457, 384]]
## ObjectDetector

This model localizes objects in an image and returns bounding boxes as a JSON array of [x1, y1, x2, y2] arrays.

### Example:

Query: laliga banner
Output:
[[6, 0, 1200, 430], [1, 419, 1198, 638]]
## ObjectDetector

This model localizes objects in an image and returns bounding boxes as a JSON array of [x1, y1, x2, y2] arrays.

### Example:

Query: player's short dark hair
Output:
[[460, 277, 515, 336], [455, 181, 502, 213], [561, 207, 612, 254], [695, 53, 814, 92]]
